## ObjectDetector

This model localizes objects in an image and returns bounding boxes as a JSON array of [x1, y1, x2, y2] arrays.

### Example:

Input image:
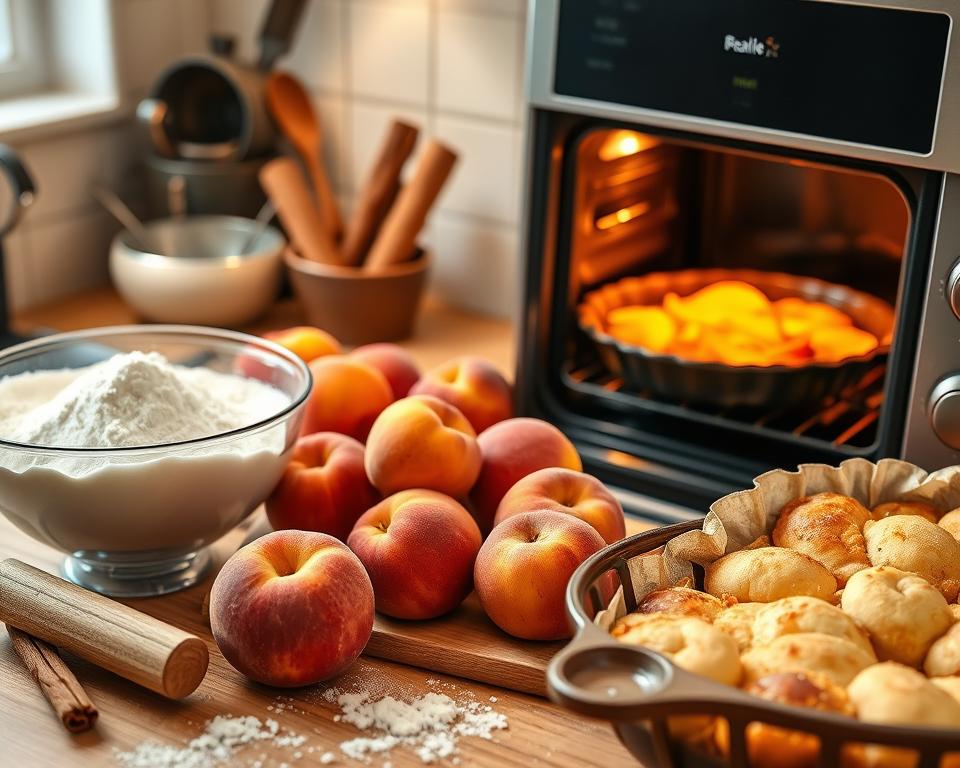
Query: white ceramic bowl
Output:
[[0, 326, 311, 596], [109, 215, 284, 327]]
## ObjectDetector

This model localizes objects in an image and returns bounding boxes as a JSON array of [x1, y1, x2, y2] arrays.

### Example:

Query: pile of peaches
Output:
[[209, 326, 627, 688]]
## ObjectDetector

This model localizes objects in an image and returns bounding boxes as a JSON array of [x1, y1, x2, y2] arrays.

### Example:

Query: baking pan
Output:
[[577, 269, 895, 409], [546, 522, 959, 768]]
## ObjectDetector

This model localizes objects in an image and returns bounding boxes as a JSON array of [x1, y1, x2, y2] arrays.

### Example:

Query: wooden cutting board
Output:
[[366, 594, 562, 697]]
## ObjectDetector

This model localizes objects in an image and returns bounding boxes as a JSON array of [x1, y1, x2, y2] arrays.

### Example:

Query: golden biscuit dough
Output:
[[933, 676, 960, 705], [772, 492, 872, 585], [713, 602, 764, 652], [863, 515, 960, 601], [941, 509, 960, 540], [611, 613, 741, 686], [705, 547, 837, 603], [740, 632, 875, 687], [714, 671, 855, 768], [848, 662, 960, 768], [752, 596, 873, 655], [925, 621, 960, 677], [636, 586, 726, 621], [951, 604, 960, 622], [841, 566, 953, 667], [872, 500, 940, 523]]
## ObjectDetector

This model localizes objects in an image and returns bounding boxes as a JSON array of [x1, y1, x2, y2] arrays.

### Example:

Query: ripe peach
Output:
[[471, 418, 582, 534], [474, 510, 606, 640], [364, 395, 481, 497], [301, 356, 393, 442], [349, 343, 421, 400], [266, 432, 380, 541], [410, 356, 513, 433], [210, 530, 374, 687], [494, 467, 626, 544], [347, 489, 482, 619], [265, 326, 341, 362]]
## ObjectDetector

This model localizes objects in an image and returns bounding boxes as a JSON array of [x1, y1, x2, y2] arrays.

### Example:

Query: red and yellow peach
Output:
[[364, 395, 481, 497], [494, 467, 626, 544], [349, 343, 421, 400], [474, 510, 605, 641], [410, 356, 513, 433], [265, 432, 380, 541], [470, 418, 582, 534], [210, 530, 374, 686], [347, 489, 482, 619], [301, 356, 393, 442]]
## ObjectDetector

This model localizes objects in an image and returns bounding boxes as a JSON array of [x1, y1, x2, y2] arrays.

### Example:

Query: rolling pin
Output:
[[0, 558, 208, 699], [259, 157, 343, 266], [341, 120, 420, 266], [364, 139, 458, 272]]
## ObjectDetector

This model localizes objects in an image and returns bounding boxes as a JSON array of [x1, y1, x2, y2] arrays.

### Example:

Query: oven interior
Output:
[[541, 123, 930, 507]]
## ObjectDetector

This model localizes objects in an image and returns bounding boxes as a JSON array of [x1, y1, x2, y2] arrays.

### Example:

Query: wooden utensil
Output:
[[0, 559, 208, 699], [259, 157, 342, 265], [341, 120, 420, 266], [365, 140, 458, 272], [265, 71, 343, 240]]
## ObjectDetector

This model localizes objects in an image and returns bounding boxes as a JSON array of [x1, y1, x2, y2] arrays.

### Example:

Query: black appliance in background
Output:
[[518, 0, 960, 524], [0, 145, 34, 348]]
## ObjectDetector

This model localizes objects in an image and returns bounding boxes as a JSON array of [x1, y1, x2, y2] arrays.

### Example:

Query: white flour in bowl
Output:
[[0, 351, 288, 448], [0, 351, 295, 554]]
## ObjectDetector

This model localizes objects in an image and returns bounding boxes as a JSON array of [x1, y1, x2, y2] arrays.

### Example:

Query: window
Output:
[[0, 0, 47, 99]]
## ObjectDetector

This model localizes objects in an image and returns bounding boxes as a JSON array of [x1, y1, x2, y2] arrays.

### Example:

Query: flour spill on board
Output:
[[113, 680, 508, 767], [0, 351, 288, 448]]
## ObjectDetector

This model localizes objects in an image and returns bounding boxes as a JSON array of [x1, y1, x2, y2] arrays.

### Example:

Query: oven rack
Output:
[[564, 358, 885, 453]]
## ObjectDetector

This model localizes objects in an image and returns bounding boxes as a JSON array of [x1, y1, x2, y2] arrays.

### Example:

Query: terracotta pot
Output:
[[284, 248, 429, 346]]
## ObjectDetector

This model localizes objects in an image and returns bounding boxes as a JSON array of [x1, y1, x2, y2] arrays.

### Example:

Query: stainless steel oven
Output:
[[517, 0, 960, 522]]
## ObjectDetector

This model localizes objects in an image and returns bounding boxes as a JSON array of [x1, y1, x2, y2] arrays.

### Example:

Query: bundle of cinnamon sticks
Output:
[[260, 119, 457, 272]]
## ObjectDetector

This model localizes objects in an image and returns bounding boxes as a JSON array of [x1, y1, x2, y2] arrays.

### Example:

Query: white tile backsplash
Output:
[[114, 0, 191, 96], [27, 210, 117, 306], [348, 0, 430, 106], [312, 93, 349, 190], [434, 116, 521, 224], [436, 11, 521, 121], [436, 0, 527, 17], [4, 229, 32, 313], [281, 0, 344, 94], [15, 130, 111, 222], [427, 212, 519, 319]]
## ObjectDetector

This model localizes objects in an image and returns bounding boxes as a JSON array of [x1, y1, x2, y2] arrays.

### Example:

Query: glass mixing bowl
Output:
[[0, 326, 311, 596]]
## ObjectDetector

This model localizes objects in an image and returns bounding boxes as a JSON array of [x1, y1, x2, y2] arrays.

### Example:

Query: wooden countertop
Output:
[[0, 290, 641, 768]]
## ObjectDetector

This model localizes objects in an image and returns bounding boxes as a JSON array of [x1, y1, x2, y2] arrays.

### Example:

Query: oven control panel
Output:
[[554, 0, 949, 155]]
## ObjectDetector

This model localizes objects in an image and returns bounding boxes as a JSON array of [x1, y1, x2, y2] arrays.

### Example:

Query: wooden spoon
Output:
[[265, 71, 343, 241]]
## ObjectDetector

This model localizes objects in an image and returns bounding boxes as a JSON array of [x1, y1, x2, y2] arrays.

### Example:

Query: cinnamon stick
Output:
[[6, 625, 98, 733], [341, 120, 420, 266], [364, 139, 458, 272]]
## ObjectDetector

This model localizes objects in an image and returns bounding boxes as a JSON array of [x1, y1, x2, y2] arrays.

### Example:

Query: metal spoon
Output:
[[239, 200, 276, 255], [91, 186, 158, 254]]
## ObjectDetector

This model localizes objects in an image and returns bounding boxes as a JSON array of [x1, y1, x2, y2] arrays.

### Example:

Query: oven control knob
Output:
[[947, 260, 960, 320], [930, 376, 960, 449]]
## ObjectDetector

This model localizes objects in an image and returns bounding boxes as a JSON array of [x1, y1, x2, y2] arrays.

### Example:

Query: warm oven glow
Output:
[[595, 201, 651, 231], [597, 130, 660, 161]]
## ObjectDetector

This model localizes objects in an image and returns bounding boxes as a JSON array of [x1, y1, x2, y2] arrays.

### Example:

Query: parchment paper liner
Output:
[[596, 457, 960, 630]]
